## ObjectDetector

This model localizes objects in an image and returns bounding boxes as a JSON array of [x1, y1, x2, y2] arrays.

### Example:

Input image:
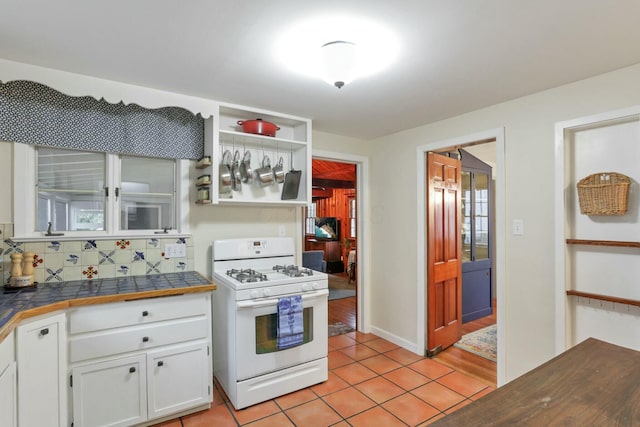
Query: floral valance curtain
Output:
[[0, 80, 203, 159]]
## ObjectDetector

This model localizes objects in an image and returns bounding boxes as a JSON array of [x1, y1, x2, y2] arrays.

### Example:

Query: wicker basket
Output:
[[577, 172, 630, 215]]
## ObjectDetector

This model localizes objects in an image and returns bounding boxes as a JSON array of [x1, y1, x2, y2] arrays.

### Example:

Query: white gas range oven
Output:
[[211, 237, 328, 409]]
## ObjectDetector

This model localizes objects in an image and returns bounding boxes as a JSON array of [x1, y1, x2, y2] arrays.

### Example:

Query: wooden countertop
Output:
[[0, 271, 216, 341], [431, 338, 640, 426]]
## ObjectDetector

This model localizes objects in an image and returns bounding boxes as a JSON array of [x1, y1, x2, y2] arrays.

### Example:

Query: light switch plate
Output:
[[164, 243, 187, 258], [512, 219, 524, 235]]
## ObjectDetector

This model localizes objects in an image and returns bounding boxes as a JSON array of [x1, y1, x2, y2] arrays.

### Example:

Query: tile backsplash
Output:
[[0, 223, 194, 284]]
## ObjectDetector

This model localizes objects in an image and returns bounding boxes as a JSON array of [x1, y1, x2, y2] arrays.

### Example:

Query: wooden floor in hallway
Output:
[[434, 310, 497, 386]]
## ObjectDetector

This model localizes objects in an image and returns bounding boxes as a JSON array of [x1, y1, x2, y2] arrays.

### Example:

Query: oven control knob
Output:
[[250, 290, 260, 299], [312, 282, 321, 290], [301, 283, 310, 291], [263, 288, 271, 297]]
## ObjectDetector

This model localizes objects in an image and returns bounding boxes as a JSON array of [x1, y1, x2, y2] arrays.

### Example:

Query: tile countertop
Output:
[[0, 271, 216, 341]]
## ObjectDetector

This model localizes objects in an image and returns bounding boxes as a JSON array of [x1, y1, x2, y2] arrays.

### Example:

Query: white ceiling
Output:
[[2, 0, 640, 140]]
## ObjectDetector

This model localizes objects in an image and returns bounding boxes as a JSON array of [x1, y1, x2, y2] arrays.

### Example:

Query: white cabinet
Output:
[[200, 102, 312, 206], [0, 331, 17, 427], [16, 312, 67, 427], [147, 342, 210, 419], [72, 355, 147, 427], [68, 293, 212, 426]]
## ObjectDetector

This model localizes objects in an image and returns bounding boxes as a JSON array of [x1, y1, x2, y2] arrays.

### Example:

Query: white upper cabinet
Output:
[[196, 102, 312, 206]]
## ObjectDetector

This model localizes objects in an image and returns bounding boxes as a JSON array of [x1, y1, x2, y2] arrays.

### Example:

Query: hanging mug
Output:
[[273, 156, 285, 184], [219, 150, 233, 193], [239, 150, 253, 183], [231, 150, 242, 191], [255, 155, 274, 186]]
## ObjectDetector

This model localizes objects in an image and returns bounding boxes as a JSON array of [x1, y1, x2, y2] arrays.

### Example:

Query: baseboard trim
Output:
[[369, 325, 422, 356]]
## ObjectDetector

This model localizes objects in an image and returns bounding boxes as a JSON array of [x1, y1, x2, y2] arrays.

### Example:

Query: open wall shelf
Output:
[[566, 239, 640, 248], [556, 105, 640, 351], [566, 290, 640, 308], [195, 103, 312, 206]]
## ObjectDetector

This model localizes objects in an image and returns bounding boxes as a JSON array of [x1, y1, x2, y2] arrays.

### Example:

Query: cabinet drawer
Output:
[[0, 331, 14, 372], [70, 317, 208, 363], [69, 293, 210, 334]]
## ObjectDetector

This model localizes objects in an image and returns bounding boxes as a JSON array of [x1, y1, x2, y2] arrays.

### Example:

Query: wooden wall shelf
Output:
[[566, 239, 640, 248], [566, 290, 640, 308]]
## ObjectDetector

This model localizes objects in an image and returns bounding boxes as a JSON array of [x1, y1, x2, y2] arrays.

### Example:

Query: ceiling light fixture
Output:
[[275, 15, 399, 89], [321, 41, 357, 89]]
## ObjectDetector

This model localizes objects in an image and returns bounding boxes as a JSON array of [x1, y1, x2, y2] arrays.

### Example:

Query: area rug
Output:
[[328, 273, 355, 300], [328, 322, 355, 337], [453, 324, 496, 362], [328, 288, 356, 300]]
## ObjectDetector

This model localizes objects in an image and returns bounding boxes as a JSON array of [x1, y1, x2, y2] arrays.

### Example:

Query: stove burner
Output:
[[226, 268, 268, 283], [273, 265, 314, 278]]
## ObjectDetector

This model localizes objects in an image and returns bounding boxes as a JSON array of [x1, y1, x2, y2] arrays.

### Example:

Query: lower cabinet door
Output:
[[147, 342, 210, 420], [17, 313, 66, 427], [0, 362, 17, 427], [72, 355, 147, 427]]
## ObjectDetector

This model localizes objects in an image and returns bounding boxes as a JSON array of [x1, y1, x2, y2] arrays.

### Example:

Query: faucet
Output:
[[45, 222, 64, 236]]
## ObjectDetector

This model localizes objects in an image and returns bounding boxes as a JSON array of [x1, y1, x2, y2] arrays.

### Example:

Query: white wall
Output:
[[367, 63, 640, 382]]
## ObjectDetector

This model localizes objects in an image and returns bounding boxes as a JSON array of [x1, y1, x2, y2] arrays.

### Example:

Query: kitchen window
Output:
[[305, 202, 317, 235], [14, 144, 189, 238], [348, 197, 356, 238]]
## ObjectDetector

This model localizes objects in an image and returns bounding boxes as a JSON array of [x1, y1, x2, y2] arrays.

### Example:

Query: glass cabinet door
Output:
[[461, 171, 490, 262], [461, 171, 472, 262], [474, 172, 489, 261]]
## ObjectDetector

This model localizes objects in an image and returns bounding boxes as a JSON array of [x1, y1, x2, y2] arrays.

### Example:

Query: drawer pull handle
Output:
[[129, 367, 136, 373], [40, 328, 49, 336], [157, 361, 164, 367], [142, 336, 149, 343], [142, 310, 149, 317]]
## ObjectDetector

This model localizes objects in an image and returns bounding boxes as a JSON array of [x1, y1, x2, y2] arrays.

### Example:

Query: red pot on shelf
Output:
[[237, 118, 280, 137]]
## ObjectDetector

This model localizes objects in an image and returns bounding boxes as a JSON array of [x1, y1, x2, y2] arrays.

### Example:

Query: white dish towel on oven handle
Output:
[[277, 295, 304, 349]]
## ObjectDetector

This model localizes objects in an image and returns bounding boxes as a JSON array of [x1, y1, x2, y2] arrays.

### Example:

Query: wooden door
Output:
[[426, 152, 462, 355]]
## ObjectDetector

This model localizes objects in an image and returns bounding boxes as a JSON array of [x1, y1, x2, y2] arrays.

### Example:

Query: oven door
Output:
[[235, 289, 328, 381]]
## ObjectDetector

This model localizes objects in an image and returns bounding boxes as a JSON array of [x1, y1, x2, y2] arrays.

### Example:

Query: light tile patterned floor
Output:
[[152, 332, 495, 427]]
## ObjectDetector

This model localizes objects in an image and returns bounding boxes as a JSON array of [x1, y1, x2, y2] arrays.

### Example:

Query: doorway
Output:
[[303, 158, 359, 335], [427, 146, 497, 385], [417, 128, 505, 386]]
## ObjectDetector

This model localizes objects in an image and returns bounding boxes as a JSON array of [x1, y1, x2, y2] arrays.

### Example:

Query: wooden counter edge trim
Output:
[[0, 283, 216, 342], [566, 290, 640, 307]]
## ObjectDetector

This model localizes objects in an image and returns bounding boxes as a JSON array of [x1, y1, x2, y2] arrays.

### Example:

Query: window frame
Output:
[[13, 143, 190, 240]]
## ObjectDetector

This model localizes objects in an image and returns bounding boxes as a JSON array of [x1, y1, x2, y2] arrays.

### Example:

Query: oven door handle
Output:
[[236, 289, 328, 309]]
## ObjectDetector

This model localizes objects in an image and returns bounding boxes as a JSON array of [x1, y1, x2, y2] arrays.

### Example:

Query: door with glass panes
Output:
[[460, 149, 493, 323]]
